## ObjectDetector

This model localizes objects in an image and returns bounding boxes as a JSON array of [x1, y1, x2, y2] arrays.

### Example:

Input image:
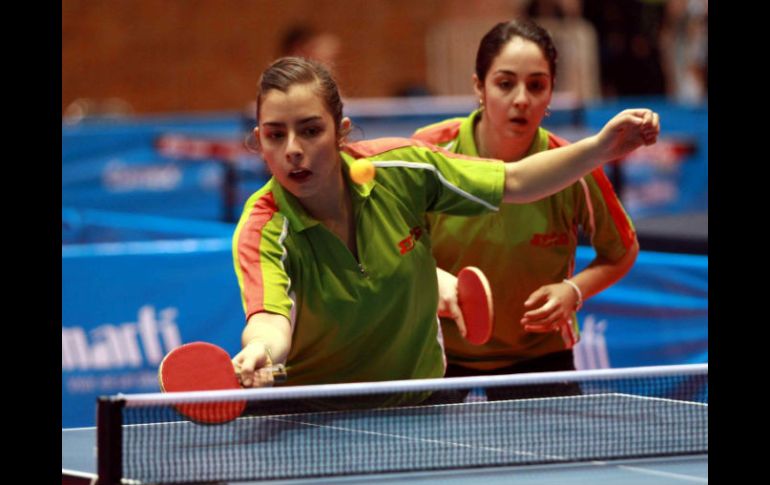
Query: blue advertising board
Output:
[[62, 114, 269, 222], [583, 99, 708, 218], [62, 100, 708, 224], [62, 239, 245, 427], [573, 247, 707, 370]]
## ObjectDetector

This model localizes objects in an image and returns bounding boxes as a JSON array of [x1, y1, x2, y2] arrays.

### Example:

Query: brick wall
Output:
[[62, 0, 521, 114]]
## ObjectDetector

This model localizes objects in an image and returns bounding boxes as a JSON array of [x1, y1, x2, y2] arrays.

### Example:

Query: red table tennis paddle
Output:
[[158, 341, 286, 424], [438, 266, 494, 345]]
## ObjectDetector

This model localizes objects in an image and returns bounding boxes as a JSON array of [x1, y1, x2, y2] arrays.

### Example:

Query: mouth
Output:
[[509, 116, 528, 126], [288, 169, 313, 182]]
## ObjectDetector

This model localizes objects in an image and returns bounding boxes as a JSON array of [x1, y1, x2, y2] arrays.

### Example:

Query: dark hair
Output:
[[255, 56, 345, 136], [475, 19, 558, 84]]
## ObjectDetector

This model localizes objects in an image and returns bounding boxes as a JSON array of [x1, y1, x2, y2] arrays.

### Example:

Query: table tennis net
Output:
[[98, 364, 707, 484]]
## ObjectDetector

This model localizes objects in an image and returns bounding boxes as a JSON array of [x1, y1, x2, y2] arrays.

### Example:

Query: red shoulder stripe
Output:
[[343, 138, 415, 158], [343, 137, 498, 163], [411, 119, 462, 145], [546, 132, 571, 149]]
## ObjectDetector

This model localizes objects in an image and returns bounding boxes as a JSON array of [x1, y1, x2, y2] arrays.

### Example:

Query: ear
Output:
[[251, 126, 262, 153], [472, 74, 484, 102], [338, 117, 352, 144]]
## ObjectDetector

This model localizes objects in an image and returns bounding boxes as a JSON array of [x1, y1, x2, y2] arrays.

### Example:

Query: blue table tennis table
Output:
[[62, 392, 707, 484]]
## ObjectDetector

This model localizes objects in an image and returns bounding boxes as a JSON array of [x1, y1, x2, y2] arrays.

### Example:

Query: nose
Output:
[[285, 132, 303, 165], [511, 85, 530, 109]]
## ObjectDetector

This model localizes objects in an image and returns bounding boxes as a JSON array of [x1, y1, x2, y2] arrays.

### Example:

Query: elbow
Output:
[[503, 172, 535, 204], [621, 237, 640, 272], [502, 164, 560, 204], [628, 236, 640, 260]]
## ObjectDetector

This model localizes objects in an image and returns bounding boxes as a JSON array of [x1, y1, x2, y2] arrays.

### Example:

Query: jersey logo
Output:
[[530, 232, 569, 248], [398, 226, 424, 255]]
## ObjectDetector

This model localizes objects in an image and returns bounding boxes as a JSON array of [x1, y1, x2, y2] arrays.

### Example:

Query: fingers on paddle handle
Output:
[[254, 363, 288, 385], [270, 363, 288, 383]]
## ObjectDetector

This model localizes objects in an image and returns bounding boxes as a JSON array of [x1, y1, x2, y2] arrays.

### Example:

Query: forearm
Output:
[[568, 239, 639, 302], [242, 312, 292, 364], [504, 135, 604, 203], [504, 108, 659, 203], [521, 239, 638, 332]]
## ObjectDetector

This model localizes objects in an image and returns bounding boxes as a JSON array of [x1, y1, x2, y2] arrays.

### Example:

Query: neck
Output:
[[300, 167, 358, 256], [475, 115, 535, 162]]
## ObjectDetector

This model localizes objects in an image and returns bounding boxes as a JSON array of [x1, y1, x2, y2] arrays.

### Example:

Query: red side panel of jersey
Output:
[[589, 168, 636, 249], [237, 192, 280, 317], [547, 132, 636, 249]]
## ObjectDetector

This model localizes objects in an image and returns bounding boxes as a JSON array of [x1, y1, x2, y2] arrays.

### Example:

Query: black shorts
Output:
[[426, 349, 582, 404]]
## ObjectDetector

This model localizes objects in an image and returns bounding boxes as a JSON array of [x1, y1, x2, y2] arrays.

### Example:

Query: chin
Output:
[[504, 127, 531, 139], [291, 184, 319, 200]]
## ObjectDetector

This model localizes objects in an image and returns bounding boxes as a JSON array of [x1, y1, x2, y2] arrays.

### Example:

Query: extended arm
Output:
[[504, 109, 659, 203]]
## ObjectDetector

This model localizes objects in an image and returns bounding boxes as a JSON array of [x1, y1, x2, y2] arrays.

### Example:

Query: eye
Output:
[[527, 80, 548, 93], [303, 126, 323, 137], [265, 131, 285, 140], [497, 79, 514, 91]]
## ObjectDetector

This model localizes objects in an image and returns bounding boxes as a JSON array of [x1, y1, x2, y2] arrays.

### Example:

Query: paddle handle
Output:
[[262, 363, 288, 383]]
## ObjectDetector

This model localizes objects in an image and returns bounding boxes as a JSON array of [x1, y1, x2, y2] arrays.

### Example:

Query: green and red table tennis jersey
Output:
[[233, 137, 504, 402]]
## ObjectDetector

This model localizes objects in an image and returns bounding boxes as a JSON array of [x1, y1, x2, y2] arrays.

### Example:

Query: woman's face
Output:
[[255, 82, 345, 200], [475, 36, 553, 144]]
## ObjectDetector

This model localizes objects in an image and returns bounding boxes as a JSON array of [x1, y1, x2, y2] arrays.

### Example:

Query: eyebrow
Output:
[[494, 69, 550, 78], [262, 116, 324, 127]]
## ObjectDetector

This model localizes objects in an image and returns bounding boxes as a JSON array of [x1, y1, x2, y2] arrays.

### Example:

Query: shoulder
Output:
[[546, 131, 572, 149], [411, 117, 465, 145], [343, 137, 480, 164], [234, 185, 286, 245], [542, 131, 599, 199], [240, 183, 281, 219], [541, 131, 615, 192], [343, 137, 427, 158], [544, 131, 610, 187]]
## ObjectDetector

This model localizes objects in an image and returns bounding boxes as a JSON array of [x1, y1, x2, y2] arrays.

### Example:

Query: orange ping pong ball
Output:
[[350, 160, 375, 184]]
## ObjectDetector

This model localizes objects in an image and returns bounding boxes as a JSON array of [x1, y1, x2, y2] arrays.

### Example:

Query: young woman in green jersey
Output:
[[412, 19, 639, 390], [232, 56, 657, 400]]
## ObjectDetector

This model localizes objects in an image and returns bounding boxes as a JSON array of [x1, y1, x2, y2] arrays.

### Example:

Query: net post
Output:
[[96, 395, 124, 485]]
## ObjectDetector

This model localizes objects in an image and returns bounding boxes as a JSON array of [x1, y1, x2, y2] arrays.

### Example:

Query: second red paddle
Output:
[[438, 266, 494, 345]]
